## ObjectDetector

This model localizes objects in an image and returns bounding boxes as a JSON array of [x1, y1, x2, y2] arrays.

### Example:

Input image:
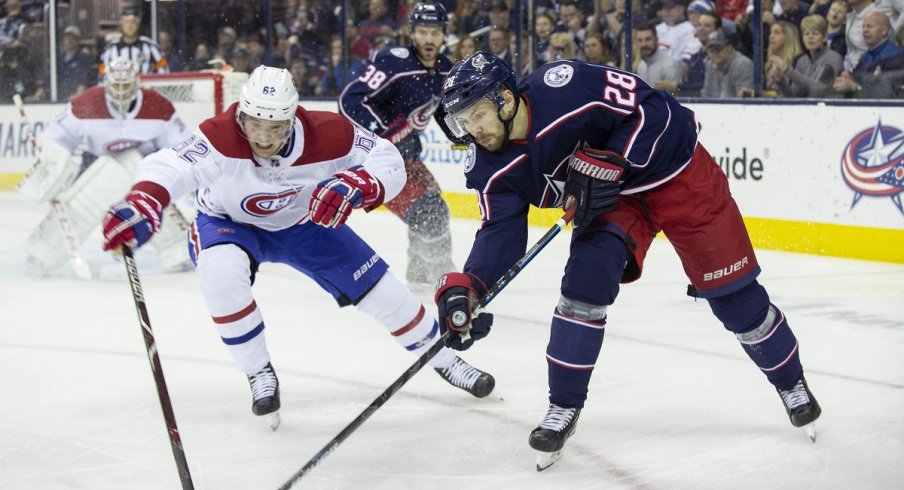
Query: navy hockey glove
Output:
[[434, 272, 494, 350], [563, 149, 628, 228], [309, 166, 385, 228], [102, 183, 168, 252]]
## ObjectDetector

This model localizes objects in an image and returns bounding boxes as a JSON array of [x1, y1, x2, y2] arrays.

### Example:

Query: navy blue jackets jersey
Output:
[[463, 60, 699, 286], [339, 45, 456, 158]]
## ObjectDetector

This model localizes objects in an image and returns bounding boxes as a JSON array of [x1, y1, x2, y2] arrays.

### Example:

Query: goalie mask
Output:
[[103, 58, 140, 118], [236, 65, 299, 156]]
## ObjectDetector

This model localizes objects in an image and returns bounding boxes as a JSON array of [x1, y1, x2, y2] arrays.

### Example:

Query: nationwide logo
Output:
[[841, 119, 904, 216]]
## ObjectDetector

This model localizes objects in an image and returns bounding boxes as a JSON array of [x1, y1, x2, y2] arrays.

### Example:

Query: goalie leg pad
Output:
[[356, 271, 456, 368], [150, 207, 193, 271], [57, 155, 134, 241], [197, 244, 270, 375], [17, 139, 79, 202]]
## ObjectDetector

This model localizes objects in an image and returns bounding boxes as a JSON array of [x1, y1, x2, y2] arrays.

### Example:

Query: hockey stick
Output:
[[276, 204, 577, 489], [122, 246, 195, 490], [13, 94, 93, 279]]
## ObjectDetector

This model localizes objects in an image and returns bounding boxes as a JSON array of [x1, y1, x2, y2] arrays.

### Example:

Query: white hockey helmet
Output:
[[237, 65, 298, 122], [103, 58, 140, 117]]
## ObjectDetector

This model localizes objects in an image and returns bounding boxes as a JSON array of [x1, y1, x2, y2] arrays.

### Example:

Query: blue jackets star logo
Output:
[[841, 119, 904, 216]]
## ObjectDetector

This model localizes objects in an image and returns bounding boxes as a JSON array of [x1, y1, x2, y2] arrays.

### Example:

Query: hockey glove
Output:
[[563, 148, 629, 228], [309, 166, 385, 228], [434, 272, 494, 350], [102, 184, 168, 252], [380, 115, 417, 146]]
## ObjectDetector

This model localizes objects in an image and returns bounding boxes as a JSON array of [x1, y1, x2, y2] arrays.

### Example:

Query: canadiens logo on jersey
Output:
[[242, 190, 300, 216], [105, 139, 144, 154], [841, 119, 904, 216]]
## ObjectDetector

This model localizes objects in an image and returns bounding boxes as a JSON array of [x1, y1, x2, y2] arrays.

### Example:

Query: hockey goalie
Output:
[[18, 58, 194, 275]]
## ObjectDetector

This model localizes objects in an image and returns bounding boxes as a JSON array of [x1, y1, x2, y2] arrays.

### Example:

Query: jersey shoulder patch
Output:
[[136, 89, 176, 120], [542, 63, 575, 88], [389, 47, 410, 59], [69, 87, 111, 119]]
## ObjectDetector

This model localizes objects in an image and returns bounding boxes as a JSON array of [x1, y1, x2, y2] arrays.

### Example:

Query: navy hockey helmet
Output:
[[441, 51, 519, 138], [410, 2, 449, 28]]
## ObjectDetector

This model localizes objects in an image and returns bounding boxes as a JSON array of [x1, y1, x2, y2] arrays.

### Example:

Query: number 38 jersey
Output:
[[338, 46, 455, 154], [462, 60, 700, 284]]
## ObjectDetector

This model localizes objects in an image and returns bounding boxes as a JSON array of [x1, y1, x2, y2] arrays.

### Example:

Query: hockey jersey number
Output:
[[358, 65, 388, 90]]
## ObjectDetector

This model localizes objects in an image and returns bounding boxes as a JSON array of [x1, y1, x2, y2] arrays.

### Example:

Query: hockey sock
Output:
[[546, 310, 606, 408], [357, 272, 456, 368], [708, 281, 803, 390], [197, 244, 270, 375]]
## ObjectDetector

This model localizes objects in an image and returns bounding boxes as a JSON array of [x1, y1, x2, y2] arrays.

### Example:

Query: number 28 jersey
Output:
[[462, 61, 700, 285]]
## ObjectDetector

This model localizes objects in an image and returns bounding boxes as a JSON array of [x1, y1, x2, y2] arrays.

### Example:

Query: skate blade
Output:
[[801, 421, 816, 442], [262, 411, 281, 431], [536, 450, 563, 471]]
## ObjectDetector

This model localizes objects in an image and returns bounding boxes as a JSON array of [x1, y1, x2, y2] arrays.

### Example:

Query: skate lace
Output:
[[538, 404, 577, 432], [249, 365, 278, 401], [440, 358, 481, 389], [779, 380, 810, 410]]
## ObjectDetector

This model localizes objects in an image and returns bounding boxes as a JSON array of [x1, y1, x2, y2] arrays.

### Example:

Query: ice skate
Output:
[[777, 375, 821, 442], [248, 362, 281, 431], [434, 356, 495, 398], [530, 403, 581, 471]]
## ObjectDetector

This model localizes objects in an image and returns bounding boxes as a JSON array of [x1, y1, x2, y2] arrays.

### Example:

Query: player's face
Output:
[[412, 26, 445, 63], [454, 98, 505, 151], [241, 114, 293, 158]]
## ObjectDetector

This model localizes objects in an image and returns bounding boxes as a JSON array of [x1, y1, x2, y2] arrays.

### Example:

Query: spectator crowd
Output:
[[1, 0, 903, 101]]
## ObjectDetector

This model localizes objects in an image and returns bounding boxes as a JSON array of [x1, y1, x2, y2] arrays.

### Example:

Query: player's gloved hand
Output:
[[102, 187, 165, 252], [434, 272, 494, 350], [563, 148, 629, 228], [309, 166, 385, 228], [380, 115, 417, 145]]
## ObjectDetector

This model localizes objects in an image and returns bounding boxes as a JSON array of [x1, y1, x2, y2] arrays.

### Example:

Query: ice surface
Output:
[[1, 192, 902, 489]]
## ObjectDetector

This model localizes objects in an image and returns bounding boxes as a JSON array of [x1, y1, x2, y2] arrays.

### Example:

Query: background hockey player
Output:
[[100, 65, 495, 430], [339, 2, 463, 286], [436, 52, 822, 469], [19, 58, 192, 275]]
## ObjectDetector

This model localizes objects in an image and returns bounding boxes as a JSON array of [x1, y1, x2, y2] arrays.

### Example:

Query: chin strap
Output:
[[497, 92, 520, 149]]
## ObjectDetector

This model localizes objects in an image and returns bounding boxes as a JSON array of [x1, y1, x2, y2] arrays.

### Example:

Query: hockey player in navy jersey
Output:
[[339, 2, 462, 286], [435, 52, 821, 468], [100, 65, 494, 430]]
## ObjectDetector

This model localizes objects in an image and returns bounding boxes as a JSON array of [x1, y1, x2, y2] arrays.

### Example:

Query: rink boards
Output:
[[0, 100, 901, 263]]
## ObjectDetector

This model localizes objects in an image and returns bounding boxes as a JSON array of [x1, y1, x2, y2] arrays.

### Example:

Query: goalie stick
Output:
[[13, 94, 93, 279], [122, 246, 195, 489], [276, 204, 578, 489]]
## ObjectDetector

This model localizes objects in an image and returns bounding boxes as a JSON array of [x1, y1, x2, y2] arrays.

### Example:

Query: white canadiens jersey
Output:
[[135, 104, 406, 232], [42, 86, 190, 157]]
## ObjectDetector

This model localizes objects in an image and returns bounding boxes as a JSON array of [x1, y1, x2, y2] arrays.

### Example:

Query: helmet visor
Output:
[[238, 113, 293, 147]]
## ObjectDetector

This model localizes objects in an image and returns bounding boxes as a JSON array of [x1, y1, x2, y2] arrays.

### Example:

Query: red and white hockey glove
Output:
[[102, 183, 169, 252], [434, 272, 494, 351], [563, 148, 628, 228], [380, 115, 418, 145], [308, 166, 385, 228]]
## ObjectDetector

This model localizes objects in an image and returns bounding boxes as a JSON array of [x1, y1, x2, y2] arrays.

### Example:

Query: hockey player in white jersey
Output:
[[19, 58, 192, 275], [100, 65, 495, 429]]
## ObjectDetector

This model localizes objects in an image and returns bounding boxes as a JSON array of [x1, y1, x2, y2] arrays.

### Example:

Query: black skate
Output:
[[434, 356, 495, 398], [248, 362, 281, 431], [529, 403, 581, 471], [777, 375, 821, 442]]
